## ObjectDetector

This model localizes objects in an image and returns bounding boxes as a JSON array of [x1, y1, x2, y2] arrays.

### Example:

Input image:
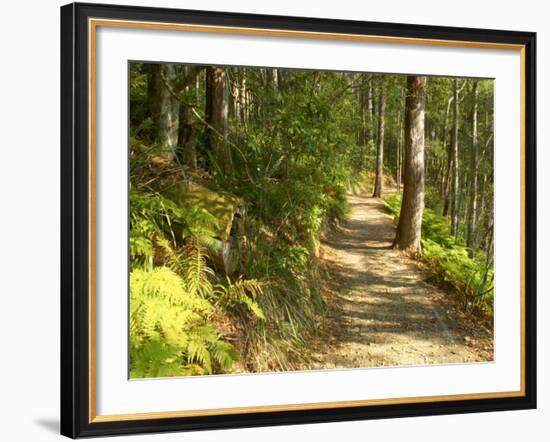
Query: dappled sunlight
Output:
[[314, 190, 494, 370]]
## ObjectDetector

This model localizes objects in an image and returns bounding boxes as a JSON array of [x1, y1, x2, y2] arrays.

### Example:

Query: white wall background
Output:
[[0, 0, 545, 440]]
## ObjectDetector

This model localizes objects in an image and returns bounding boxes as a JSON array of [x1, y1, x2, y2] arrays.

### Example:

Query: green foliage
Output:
[[385, 194, 493, 313], [130, 188, 219, 250], [129, 266, 239, 377], [128, 62, 495, 376], [129, 184, 266, 377], [214, 276, 266, 320]]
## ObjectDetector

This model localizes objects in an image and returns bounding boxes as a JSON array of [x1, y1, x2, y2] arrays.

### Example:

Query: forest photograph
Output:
[[129, 61, 495, 379]]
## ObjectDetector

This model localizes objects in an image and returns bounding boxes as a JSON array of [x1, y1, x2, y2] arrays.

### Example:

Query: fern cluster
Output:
[[129, 185, 266, 378]]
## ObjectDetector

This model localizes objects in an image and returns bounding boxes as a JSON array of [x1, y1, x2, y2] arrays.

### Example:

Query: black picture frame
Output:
[[61, 2, 537, 438]]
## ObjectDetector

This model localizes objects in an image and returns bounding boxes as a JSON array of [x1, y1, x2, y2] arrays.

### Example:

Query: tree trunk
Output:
[[467, 81, 479, 255], [269, 68, 279, 91], [373, 77, 386, 198], [232, 69, 241, 126], [424, 93, 430, 181], [367, 79, 374, 148], [439, 95, 452, 199], [367, 80, 376, 155], [242, 76, 249, 125], [442, 148, 452, 216], [361, 75, 372, 149], [173, 67, 203, 169], [177, 100, 194, 168], [358, 81, 366, 156], [451, 78, 460, 237], [396, 104, 403, 191], [394, 76, 426, 254], [205, 66, 231, 173], [151, 63, 179, 161]]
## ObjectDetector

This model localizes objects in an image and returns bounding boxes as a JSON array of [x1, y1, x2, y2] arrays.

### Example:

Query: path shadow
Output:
[[323, 239, 392, 251]]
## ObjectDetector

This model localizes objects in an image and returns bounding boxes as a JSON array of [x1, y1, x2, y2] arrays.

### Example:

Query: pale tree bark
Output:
[[442, 80, 465, 215], [442, 142, 453, 216], [359, 80, 366, 145], [357, 75, 370, 169], [241, 75, 249, 124], [393, 76, 426, 254], [395, 107, 403, 192], [440, 94, 453, 200], [467, 80, 479, 255], [399, 87, 405, 191], [359, 75, 372, 146], [205, 66, 231, 173], [367, 78, 374, 148], [424, 93, 430, 180], [451, 78, 460, 237], [269, 68, 279, 91], [232, 69, 241, 125], [151, 63, 179, 161], [373, 77, 386, 198], [396, 88, 404, 191]]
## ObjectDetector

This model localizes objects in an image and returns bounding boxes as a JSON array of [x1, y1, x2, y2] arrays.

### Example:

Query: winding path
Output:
[[311, 190, 493, 369]]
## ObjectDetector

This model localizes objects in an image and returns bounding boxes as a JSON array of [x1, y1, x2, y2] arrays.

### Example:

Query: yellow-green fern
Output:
[[130, 266, 239, 378]]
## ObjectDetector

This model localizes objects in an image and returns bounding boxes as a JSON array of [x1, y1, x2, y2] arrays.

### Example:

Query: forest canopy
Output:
[[129, 62, 494, 378]]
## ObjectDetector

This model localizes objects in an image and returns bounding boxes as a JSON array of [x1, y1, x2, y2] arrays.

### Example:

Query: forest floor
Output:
[[307, 188, 494, 370]]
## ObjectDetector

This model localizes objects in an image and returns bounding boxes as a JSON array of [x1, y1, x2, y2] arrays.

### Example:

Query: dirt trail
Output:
[[312, 190, 493, 369]]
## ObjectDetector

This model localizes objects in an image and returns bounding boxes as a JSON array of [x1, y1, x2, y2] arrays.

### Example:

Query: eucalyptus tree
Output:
[[149, 63, 179, 161], [394, 76, 427, 254], [373, 77, 386, 198], [467, 80, 479, 254], [450, 78, 460, 237]]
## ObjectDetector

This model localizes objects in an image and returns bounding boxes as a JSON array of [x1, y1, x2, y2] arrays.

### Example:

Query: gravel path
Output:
[[311, 191, 493, 369]]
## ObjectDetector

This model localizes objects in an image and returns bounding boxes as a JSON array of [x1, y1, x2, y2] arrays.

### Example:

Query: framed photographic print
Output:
[[60, 2, 537, 438]]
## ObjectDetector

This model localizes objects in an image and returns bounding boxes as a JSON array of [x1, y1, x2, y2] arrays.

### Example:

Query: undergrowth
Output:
[[129, 137, 353, 376], [384, 194, 494, 314]]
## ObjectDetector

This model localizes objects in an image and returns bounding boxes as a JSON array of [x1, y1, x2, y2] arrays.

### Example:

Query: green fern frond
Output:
[[217, 277, 266, 320], [129, 266, 238, 378]]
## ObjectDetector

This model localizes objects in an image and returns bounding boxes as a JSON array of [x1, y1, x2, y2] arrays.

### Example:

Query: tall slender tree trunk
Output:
[[177, 96, 195, 169], [151, 63, 179, 161], [357, 75, 373, 170], [232, 69, 241, 126], [269, 68, 279, 91], [476, 221, 494, 298], [176, 67, 202, 169], [478, 172, 488, 243], [395, 111, 401, 192], [394, 76, 427, 254], [424, 94, 430, 181], [358, 76, 368, 168], [367, 79, 374, 149], [467, 81, 479, 254], [442, 150, 453, 216], [451, 79, 460, 236], [242, 76, 249, 125], [396, 103, 404, 191], [439, 96, 452, 199], [205, 66, 231, 173], [373, 78, 386, 197]]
